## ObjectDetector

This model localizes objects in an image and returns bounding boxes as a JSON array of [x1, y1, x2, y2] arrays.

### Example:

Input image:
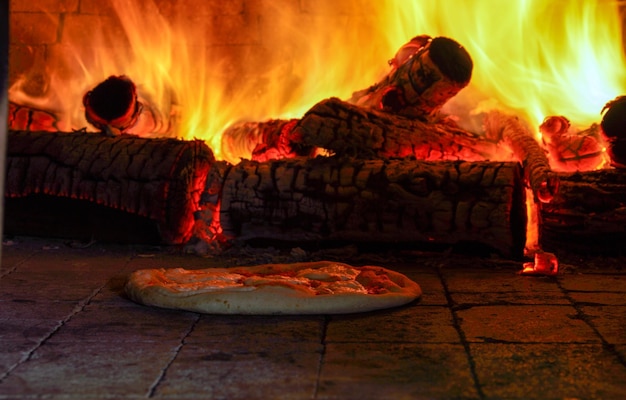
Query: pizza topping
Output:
[[295, 263, 360, 282], [146, 268, 254, 293], [133, 262, 409, 297]]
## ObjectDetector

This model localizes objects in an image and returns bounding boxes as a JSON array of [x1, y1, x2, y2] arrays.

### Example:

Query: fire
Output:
[[8, 0, 626, 163]]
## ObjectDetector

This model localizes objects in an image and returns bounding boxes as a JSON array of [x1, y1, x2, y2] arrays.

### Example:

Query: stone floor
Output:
[[0, 236, 625, 399]]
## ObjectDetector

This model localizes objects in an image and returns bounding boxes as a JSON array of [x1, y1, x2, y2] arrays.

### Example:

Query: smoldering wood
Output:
[[218, 157, 527, 258], [539, 168, 626, 253], [221, 118, 312, 162], [348, 36, 473, 120], [5, 130, 214, 244], [222, 98, 501, 162], [483, 111, 559, 203], [294, 97, 499, 161], [539, 117, 607, 172]]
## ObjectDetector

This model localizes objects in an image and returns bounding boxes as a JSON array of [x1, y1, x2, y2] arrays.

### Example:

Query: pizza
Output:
[[125, 261, 421, 315]]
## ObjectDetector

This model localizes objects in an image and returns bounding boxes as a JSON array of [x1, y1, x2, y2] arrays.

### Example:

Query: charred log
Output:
[[540, 168, 626, 254], [483, 111, 559, 203], [222, 98, 500, 163], [348, 36, 473, 120], [295, 97, 498, 161], [8, 101, 61, 132], [539, 116, 607, 172], [217, 157, 527, 258], [5, 130, 214, 244]]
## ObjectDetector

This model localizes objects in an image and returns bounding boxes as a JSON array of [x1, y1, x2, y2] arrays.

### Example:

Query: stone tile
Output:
[[0, 340, 35, 372], [153, 341, 322, 399], [443, 269, 563, 294], [569, 291, 626, 305], [0, 341, 177, 398], [559, 273, 626, 292], [46, 303, 198, 343], [580, 306, 626, 345], [451, 291, 570, 305], [457, 305, 600, 343], [404, 273, 448, 306], [0, 318, 60, 346], [326, 305, 460, 343], [0, 298, 77, 321], [471, 343, 626, 400], [317, 343, 478, 399], [187, 314, 324, 344], [1, 272, 103, 302]]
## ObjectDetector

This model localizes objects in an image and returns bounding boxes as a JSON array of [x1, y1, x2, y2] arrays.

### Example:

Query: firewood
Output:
[[8, 101, 61, 132], [539, 168, 626, 253], [348, 36, 473, 121], [5, 130, 214, 244], [217, 157, 526, 258], [83, 75, 142, 135], [294, 97, 499, 161], [483, 111, 559, 203], [221, 118, 313, 162], [600, 96, 626, 168], [539, 116, 607, 172]]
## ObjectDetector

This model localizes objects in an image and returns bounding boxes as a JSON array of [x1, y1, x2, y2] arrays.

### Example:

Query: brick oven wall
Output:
[[8, 0, 372, 99]]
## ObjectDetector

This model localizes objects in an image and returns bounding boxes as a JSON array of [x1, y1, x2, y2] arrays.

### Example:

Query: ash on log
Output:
[[217, 157, 527, 258], [5, 130, 214, 244]]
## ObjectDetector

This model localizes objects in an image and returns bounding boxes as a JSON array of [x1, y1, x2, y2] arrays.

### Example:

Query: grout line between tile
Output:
[[437, 267, 486, 400], [0, 285, 102, 383], [146, 313, 201, 398], [312, 316, 329, 400], [557, 280, 626, 368]]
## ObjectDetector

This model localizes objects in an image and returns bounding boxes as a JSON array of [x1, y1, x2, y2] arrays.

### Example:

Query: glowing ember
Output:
[[521, 250, 559, 276]]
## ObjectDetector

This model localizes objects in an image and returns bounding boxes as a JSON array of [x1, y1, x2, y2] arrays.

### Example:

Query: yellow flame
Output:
[[9, 0, 626, 162]]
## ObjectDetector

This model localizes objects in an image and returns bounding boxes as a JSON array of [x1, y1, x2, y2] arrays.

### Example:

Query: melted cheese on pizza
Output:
[[148, 263, 370, 295]]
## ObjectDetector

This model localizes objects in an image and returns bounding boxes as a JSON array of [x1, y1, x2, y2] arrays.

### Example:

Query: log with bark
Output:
[[348, 35, 473, 120], [221, 98, 502, 162], [213, 157, 527, 258], [5, 130, 214, 244], [539, 168, 626, 253], [221, 99, 557, 203]]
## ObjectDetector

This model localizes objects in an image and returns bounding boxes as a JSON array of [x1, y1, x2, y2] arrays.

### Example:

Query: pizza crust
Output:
[[125, 261, 422, 315]]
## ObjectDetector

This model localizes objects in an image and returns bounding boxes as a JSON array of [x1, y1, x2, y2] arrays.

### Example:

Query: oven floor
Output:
[[1, 237, 625, 399]]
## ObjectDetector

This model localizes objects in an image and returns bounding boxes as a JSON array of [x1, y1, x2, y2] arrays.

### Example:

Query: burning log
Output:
[[483, 111, 559, 203], [5, 130, 214, 244], [83, 75, 178, 136], [83, 75, 142, 135], [216, 157, 527, 258], [222, 98, 499, 162], [8, 101, 61, 132], [348, 36, 473, 121], [539, 116, 607, 172], [600, 96, 626, 168], [539, 168, 626, 253], [294, 97, 498, 160], [221, 118, 313, 162]]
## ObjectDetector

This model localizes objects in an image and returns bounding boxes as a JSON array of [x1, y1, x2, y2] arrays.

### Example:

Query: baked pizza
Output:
[[125, 261, 421, 315]]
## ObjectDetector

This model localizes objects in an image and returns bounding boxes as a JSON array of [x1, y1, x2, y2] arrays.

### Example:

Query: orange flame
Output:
[[8, 0, 626, 163]]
